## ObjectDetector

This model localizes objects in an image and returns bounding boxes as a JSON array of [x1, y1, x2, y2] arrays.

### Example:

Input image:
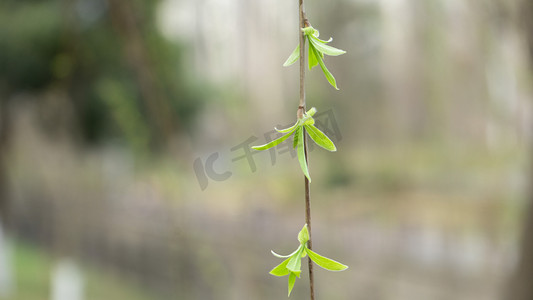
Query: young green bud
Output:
[[306, 107, 317, 117], [301, 26, 315, 36], [298, 224, 310, 245]]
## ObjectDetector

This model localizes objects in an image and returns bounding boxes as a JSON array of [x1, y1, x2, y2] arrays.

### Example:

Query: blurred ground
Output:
[[4, 98, 529, 299], [5, 241, 155, 300]]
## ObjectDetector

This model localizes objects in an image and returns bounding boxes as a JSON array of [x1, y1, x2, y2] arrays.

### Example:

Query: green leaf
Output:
[[312, 46, 338, 90], [286, 245, 304, 274], [275, 120, 300, 133], [314, 36, 333, 44], [302, 26, 333, 44], [252, 130, 295, 151], [306, 247, 348, 271], [302, 115, 315, 126], [308, 42, 319, 70], [298, 224, 310, 245], [283, 45, 300, 67], [306, 107, 317, 117], [271, 247, 301, 258], [288, 272, 297, 297], [309, 36, 346, 56], [296, 126, 311, 181], [301, 26, 316, 36], [305, 124, 336, 151], [293, 126, 301, 149], [270, 257, 291, 277]]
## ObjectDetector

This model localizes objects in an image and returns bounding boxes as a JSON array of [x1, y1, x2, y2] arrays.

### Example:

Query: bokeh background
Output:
[[1, 0, 533, 299]]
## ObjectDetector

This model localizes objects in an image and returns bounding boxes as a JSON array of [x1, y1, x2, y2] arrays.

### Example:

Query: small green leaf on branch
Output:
[[283, 26, 346, 89], [283, 45, 300, 67], [306, 248, 348, 271], [268, 223, 348, 297], [251, 108, 337, 180], [270, 257, 291, 277], [298, 224, 310, 244], [305, 124, 336, 151]]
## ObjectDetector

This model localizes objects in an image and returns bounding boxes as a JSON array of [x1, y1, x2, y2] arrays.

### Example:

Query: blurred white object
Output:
[[0, 220, 14, 298], [51, 259, 85, 300]]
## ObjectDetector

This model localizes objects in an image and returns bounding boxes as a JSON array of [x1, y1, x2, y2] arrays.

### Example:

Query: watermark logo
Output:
[[193, 109, 341, 190]]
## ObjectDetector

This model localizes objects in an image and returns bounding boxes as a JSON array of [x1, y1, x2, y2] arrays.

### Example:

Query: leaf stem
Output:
[[298, 1, 314, 300]]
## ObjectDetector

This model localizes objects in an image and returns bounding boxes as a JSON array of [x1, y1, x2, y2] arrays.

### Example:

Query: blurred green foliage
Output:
[[0, 0, 205, 151], [0, 1, 62, 90]]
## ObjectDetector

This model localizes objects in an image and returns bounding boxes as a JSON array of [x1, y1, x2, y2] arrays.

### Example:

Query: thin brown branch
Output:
[[304, 133, 314, 300], [298, 1, 315, 300], [297, 1, 306, 120]]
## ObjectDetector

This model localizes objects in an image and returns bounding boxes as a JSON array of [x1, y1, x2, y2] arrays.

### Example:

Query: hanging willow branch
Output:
[[251, 0, 347, 298]]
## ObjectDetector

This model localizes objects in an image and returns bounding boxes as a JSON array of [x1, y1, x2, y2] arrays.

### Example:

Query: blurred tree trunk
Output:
[[107, 0, 177, 147], [506, 1, 533, 300], [0, 93, 10, 231]]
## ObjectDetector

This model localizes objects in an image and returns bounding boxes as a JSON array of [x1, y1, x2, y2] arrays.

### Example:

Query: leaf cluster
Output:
[[283, 26, 346, 90], [251, 107, 336, 181], [270, 224, 348, 296]]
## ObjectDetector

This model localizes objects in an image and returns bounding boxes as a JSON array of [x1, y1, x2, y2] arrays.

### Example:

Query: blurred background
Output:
[[1, 0, 533, 299]]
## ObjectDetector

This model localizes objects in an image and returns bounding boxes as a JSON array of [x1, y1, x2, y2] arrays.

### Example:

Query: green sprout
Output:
[[251, 107, 336, 181], [270, 224, 348, 297], [283, 26, 346, 90]]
